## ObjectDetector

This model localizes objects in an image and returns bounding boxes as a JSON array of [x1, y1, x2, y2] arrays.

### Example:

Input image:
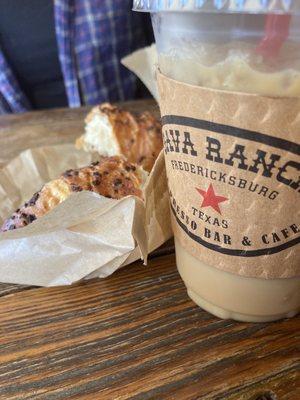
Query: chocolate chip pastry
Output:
[[76, 103, 163, 172], [1, 156, 148, 232]]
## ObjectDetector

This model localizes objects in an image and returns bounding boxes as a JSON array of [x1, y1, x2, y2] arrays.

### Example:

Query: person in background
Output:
[[0, 0, 153, 115]]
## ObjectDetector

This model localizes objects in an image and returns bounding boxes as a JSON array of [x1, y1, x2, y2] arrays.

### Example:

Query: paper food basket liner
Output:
[[0, 145, 172, 286], [122, 44, 158, 102], [157, 71, 300, 280]]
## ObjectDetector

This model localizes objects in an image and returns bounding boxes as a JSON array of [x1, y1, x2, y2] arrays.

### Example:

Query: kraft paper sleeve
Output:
[[157, 71, 300, 279]]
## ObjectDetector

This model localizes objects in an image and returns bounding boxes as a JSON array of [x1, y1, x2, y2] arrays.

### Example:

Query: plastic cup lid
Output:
[[133, 0, 300, 14]]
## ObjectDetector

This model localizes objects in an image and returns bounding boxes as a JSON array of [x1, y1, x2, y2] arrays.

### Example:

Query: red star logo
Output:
[[196, 183, 228, 214]]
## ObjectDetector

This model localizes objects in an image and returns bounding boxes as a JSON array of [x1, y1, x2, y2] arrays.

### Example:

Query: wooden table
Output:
[[0, 101, 299, 400]]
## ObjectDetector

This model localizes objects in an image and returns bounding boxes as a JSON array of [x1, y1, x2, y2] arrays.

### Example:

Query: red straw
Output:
[[256, 14, 291, 59]]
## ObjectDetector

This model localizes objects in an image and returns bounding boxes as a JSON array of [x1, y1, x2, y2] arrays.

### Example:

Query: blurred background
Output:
[[0, 0, 153, 115]]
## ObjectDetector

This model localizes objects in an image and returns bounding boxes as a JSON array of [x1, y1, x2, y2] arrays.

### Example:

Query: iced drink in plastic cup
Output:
[[134, 0, 300, 322]]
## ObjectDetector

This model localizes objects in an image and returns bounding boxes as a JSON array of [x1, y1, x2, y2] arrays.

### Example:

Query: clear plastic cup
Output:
[[134, 0, 300, 322], [135, 0, 300, 97]]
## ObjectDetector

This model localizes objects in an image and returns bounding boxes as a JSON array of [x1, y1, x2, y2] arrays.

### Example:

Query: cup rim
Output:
[[133, 0, 300, 15]]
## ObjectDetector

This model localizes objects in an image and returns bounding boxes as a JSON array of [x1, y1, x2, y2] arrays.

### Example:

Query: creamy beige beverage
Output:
[[134, 1, 300, 322], [159, 41, 300, 97], [176, 240, 300, 322]]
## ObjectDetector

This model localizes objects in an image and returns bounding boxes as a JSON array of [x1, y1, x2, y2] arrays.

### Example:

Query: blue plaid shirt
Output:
[[0, 0, 150, 114]]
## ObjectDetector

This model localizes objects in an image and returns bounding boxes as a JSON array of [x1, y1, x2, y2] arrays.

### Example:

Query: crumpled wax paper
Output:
[[122, 43, 158, 101], [0, 144, 172, 286]]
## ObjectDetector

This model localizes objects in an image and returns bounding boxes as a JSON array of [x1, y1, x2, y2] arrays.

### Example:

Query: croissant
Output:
[[1, 156, 147, 232], [76, 103, 162, 172]]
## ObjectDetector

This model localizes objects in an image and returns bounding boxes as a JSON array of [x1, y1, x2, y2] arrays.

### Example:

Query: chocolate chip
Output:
[[8, 224, 16, 230], [114, 178, 122, 188], [63, 169, 73, 177], [139, 156, 145, 163], [71, 184, 83, 192], [125, 165, 136, 172], [16, 208, 20, 213], [28, 214, 37, 223], [73, 170, 79, 176], [91, 161, 100, 166], [130, 139, 135, 143], [93, 171, 101, 177], [21, 212, 28, 219], [28, 192, 40, 206]]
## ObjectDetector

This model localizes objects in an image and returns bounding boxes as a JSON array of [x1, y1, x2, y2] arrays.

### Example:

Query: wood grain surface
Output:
[[0, 102, 299, 399], [0, 255, 299, 400]]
